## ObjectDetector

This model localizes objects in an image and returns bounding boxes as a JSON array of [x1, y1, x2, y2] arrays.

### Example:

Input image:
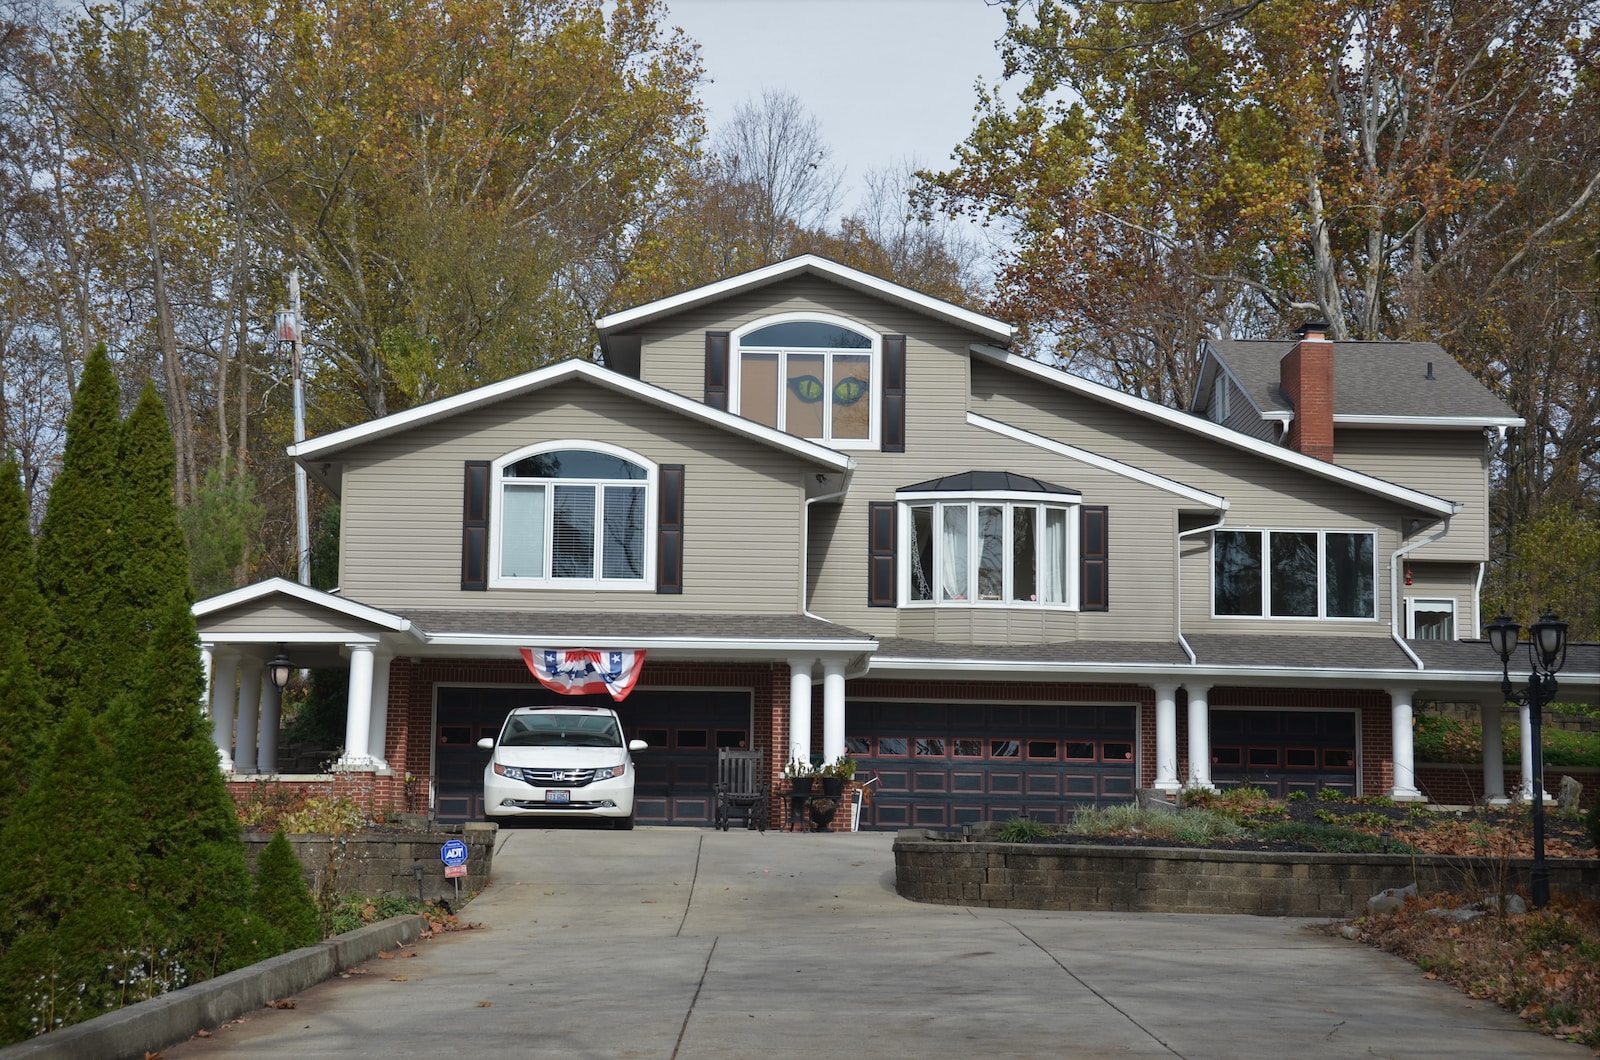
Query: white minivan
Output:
[[478, 706, 648, 829]]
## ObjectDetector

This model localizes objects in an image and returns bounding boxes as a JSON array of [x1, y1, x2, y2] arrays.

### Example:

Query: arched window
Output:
[[490, 443, 655, 588], [733, 314, 878, 446]]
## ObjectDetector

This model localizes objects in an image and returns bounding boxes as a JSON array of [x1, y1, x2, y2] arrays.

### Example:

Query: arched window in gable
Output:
[[732, 314, 878, 446]]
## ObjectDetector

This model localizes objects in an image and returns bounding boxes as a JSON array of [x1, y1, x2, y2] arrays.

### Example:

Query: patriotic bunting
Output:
[[519, 648, 646, 702]]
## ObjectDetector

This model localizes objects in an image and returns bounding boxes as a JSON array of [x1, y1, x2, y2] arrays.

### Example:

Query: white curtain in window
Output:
[[1042, 507, 1067, 603], [940, 504, 969, 601], [500, 484, 546, 577]]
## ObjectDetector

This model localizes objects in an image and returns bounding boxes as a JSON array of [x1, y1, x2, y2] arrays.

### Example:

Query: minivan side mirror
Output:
[[627, 739, 648, 752], [476, 737, 495, 750]]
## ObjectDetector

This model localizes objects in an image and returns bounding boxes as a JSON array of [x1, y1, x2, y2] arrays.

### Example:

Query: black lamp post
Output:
[[1486, 611, 1569, 909]]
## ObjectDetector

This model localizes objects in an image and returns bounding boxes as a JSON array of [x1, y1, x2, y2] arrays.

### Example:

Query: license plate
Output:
[[546, 789, 571, 803]]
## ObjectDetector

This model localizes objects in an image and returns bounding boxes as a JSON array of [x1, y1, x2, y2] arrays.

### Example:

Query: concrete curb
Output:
[[0, 915, 427, 1060]]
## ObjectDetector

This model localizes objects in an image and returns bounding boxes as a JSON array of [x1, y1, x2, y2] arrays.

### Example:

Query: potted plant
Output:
[[818, 755, 855, 797], [783, 758, 816, 795]]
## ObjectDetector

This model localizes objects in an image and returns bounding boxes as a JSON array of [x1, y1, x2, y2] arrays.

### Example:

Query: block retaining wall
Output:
[[893, 831, 1600, 918], [241, 823, 496, 903]]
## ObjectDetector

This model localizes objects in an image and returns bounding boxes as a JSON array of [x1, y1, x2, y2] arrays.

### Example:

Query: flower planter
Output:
[[820, 776, 845, 798], [790, 776, 815, 795]]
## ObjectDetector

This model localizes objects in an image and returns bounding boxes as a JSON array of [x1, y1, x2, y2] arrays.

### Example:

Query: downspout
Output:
[[1390, 516, 1453, 670], [802, 474, 852, 622], [1472, 561, 1486, 639], [1176, 512, 1229, 665]]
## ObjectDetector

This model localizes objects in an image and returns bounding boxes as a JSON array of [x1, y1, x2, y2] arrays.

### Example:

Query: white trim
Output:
[[731, 311, 880, 449], [967, 412, 1229, 510], [1335, 414, 1525, 429], [970, 345, 1459, 517], [487, 440, 656, 591], [414, 631, 878, 655], [595, 254, 1015, 343], [287, 359, 853, 473], [198, 631, 383, 645], [192, 577, 412, 631], [1405, 596, 1458, 639]]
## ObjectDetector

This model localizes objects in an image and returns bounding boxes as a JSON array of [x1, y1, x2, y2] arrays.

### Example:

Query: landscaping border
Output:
[[893, 830, 1600, 917], [0, 916, 426, 1060]]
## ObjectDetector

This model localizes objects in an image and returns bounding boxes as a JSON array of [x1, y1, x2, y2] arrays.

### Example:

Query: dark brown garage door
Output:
[[1209, 709, 1358, 797], [433, 686, 753, 824], [844, 701, 1138, 829]]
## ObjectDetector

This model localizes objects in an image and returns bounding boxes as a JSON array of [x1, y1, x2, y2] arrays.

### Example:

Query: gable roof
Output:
[[970, 344, 1459, 518], [1200, 338, 1522, 428], [193, 577, 412, 634], [287, 359, 853, 490], [593, 255, 1015, 345]]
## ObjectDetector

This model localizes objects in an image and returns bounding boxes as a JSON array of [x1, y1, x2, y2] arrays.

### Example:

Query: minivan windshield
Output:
[[499, 713, 623, 748]]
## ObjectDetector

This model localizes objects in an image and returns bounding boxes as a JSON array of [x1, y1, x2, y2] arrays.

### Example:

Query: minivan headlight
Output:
[[493, 763, 535, 783], [591, 763, 626, 781]]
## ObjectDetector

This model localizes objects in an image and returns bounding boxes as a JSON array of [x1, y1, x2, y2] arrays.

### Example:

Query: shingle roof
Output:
[[897, 471, 1079, 495], [1206, 339, 1519, 422]]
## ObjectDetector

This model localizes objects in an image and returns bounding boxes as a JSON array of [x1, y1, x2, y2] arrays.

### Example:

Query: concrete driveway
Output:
[[160, 827, 1580, 1059]]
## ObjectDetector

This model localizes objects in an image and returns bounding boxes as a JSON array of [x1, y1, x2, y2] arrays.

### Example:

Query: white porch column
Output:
[[1480, 702, 1508, 805], [200, 644, 214, 707], [1152, 683, 1180, 793], [787, 658, 814, 766], [366, 652, 393, 770], [233, 658, 263, 775], [1517, 699, 1549, 802], [338, 644, 377, 770], [821, 658, 847, 765], [1185, 684, 1213, 790], [1388, 688, 1423, 800], [258, 680, 282, 775], [208, 652, 238, 772]]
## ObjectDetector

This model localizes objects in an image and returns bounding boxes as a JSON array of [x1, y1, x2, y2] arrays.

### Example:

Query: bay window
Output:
[[906, 499, 1074, 607], [1213, 529, 1376, 620]]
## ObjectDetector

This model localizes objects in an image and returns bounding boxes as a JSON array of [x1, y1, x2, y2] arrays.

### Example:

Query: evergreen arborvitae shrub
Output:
[[0, 708, 145, 1045], [253, 829, 321, 949], [119, 383, 194, 617], [0, 633, 48, 827], [0, 459, 54, 666], [34, 345, 125, 717], [113, 595, 254, 980]]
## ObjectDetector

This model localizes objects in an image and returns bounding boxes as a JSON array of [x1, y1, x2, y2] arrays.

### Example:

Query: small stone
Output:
[[1366, 883, 1417, 917], [1339, 924, 1361, 940], [1136, 789, 1178, 814], [1426, 907, 1485, 924]]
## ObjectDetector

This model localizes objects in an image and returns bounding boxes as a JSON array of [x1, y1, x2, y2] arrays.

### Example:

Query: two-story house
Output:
[[194, 256, 1599, 828]]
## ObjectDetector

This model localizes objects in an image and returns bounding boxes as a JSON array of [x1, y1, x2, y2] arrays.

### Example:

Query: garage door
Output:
[[1209, 709, 1357, 797], [844, 702, 1137, 829], [433, 686, 753, 825]]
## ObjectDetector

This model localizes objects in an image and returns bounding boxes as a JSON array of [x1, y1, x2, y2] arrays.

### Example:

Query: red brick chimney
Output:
[[1281, 321, 1335, 461]]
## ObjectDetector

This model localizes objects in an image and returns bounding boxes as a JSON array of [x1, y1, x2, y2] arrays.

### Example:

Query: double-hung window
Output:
[[1213, 529, 1376, 620], [900, 479, 1080, 607], [491, 444, 654, 589], [733, 314, 877, 446]]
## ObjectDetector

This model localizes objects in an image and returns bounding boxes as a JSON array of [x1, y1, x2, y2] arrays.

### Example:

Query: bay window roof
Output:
[[898, 471, 1079, 496]]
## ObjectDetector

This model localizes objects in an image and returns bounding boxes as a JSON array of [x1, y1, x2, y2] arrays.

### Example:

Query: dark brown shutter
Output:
[[657, 464, 684, 594], [881, 334, 906, 453], [705, 331, 730, 410], [868, 501, 897, 607], [461, 460, 491, 591], [1080, 505, 1108, 611]]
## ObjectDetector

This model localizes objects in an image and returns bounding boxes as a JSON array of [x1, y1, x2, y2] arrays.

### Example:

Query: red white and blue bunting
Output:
[[519, 648, 646, 702]]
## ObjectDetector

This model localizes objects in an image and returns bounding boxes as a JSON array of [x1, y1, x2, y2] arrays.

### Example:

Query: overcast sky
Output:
[[662, 0, 1013, 215]]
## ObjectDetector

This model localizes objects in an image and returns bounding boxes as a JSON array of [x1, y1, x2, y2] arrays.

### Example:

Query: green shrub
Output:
[[253, 830, 321, 949], [1254, 822, 1417, 854], [995, 817, 1053, 842]]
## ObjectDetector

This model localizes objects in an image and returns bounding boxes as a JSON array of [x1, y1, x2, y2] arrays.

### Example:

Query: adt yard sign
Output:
[[441, 838, 468, 879]]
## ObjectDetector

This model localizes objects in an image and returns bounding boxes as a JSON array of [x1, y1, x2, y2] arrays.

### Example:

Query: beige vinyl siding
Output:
[[198, 599, 380, 637], [1401, 561, 1483, 639], [970, 360, 1425, 639], [1334, 429, 1489, 561], [811, 425, 1186, 644], [333, 380, 817, 613], [631, 276, 979, 419]]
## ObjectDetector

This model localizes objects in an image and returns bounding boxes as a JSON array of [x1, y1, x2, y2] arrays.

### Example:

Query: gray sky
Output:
[[662, 0, 1012, 213]]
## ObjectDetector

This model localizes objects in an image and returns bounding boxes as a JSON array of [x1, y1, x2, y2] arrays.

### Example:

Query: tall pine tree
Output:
[[35, 346, 125, 716], [0, 460, 52, 819]]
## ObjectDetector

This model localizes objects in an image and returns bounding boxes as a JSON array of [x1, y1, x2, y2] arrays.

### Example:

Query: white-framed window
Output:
[[732, 313, 878, 447], [901, 495, 1079, 608], [1211, 374, 1230, 423], [1213, 528, 1377, 620], [490, 442, 655, 589], [1406, 597, 1456, 640]]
